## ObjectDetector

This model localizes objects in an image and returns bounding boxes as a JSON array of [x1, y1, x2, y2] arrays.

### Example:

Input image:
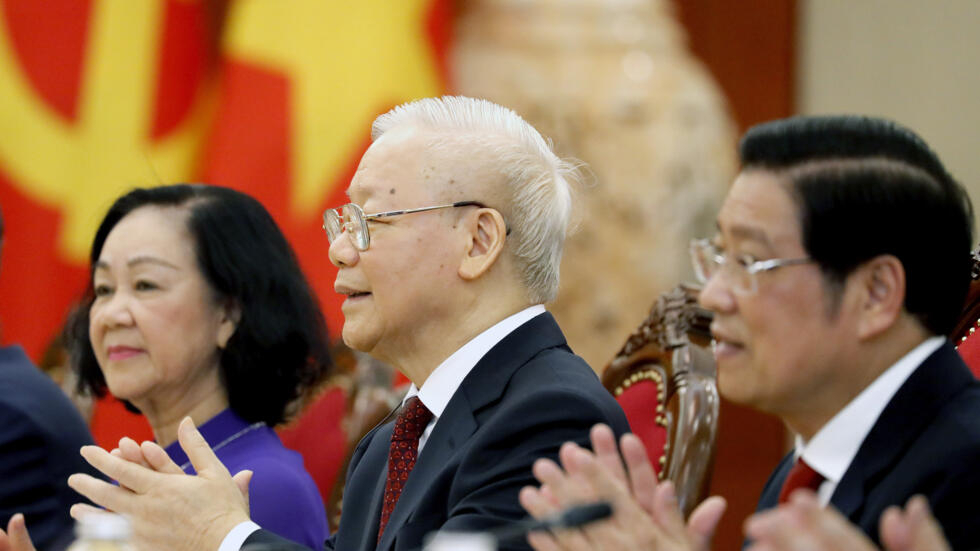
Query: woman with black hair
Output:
[[65, 184, 332, 549]]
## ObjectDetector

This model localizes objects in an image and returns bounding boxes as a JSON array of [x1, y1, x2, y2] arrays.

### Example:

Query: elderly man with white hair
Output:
[[4, 96, 628, 551]]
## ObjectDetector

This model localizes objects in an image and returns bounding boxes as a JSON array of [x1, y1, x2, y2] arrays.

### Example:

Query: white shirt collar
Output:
[[797, 336, 945, 497], [403, 305, 547, 419]]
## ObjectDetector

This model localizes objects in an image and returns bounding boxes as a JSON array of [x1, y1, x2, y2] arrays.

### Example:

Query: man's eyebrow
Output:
[[727, 224, 774, 247]]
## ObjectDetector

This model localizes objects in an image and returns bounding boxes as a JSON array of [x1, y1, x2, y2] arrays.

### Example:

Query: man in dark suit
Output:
[[0, 346, 100, 551], [39, 96, 628, 551], [253, 311, 627, 551], [517, 115, 980, 550], [0, 209, 102, 551]]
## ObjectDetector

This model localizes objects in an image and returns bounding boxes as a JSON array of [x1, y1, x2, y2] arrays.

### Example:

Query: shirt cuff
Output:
[[217, 521, 261, 551]]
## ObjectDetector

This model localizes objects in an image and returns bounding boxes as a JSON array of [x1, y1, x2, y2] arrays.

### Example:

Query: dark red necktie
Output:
[[778, 457, 825, 504], [378, 396, 434, 542]]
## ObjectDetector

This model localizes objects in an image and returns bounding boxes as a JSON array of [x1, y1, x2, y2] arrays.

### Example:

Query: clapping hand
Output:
[[0, 514, 36, 551], [745, 491, 950, 551], [67, 417, 254, 551], [518, 424, 726, 551]]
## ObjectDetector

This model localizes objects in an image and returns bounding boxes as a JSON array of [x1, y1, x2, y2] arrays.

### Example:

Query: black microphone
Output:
[[245, 504, 616, 551], [489, 501, 614, 543]]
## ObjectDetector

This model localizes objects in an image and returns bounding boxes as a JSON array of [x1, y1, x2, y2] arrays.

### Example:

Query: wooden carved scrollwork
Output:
[[950, 246, 980, 346], [601, 283, 718, 518]]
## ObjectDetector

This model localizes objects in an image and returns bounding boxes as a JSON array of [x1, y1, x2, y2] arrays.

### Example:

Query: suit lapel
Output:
[[336, 422, 394, 551], [757, 453, 794, 511], [366, 425, 393, 542], [376, 312, 568, 551], [830, 343, 973, 518]]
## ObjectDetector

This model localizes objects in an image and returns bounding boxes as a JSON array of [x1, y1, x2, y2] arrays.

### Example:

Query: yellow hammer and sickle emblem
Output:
[[0, 0, 209, 262], [0, 0, 443, 264]]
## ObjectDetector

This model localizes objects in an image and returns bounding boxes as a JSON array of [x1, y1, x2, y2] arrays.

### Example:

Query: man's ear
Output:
[[854, 255, 906, 340], [216, 300, 242, 349], [458, 208, 507, 281]]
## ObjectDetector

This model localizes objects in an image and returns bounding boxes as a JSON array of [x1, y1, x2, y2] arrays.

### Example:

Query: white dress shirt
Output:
[[794, 336, 944, 504], [218, 305, 547, 551]]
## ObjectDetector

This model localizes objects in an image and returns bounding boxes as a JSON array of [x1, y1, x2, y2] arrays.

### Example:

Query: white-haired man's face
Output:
[[329, 127, 474, 363]]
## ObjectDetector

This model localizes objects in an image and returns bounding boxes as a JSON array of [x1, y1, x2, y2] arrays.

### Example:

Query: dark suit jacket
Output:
[[755, 342, 980, 549], [244, 312, 630, 551], [0, 345, 101, 551]]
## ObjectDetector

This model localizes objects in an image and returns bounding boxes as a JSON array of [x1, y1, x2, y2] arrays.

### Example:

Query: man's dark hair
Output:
[[66, 184, 332, 425], [739, 115, 974, 336]]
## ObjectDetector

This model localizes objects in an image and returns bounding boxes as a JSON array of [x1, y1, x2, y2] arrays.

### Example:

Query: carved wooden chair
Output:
[[950, 246, 980, 377], [601, 283, 719, 517]]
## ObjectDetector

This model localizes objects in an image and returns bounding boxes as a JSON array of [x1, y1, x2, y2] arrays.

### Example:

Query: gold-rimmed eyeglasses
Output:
[[689, 238, 814, 294], [323, 201, 489, 251]]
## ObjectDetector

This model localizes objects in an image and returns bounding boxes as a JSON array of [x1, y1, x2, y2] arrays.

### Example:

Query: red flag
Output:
[[0, 0, 218, 447], [0, 0, 451, 501]]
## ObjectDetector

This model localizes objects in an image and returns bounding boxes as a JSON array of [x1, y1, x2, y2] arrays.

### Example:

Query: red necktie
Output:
[[778, 457, 824, 504], [378, 396, 434, 542]]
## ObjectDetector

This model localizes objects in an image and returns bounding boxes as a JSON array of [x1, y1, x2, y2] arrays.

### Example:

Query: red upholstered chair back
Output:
[[601, 284, 719, 517], [951, 246, 980, 378]]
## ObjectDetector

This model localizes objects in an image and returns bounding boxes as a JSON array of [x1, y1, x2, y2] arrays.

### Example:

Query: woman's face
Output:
[[88, 206, 236, 406]]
